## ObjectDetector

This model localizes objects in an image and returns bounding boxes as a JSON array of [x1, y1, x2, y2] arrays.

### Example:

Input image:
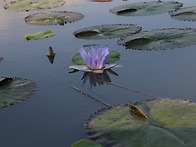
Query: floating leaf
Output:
[[0, 77, 36, 108], [72, 50, 120, 65], [170, 6, 196, 21], [86, 98, 196, 146], [25, 11, 84, 25], [110, 1, 182, 16], [74, 24, 141, 40], [24, 29, 54, 40], [118, 28, 196, 50], [127, 103, 148, 120], [4, 0, 65, 11], [71, 139, 101, 147]]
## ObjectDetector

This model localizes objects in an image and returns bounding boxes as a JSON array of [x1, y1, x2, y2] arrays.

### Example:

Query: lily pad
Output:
[[118, 28, 196, 50], [74, 24, 141, 40], [170, 6, 196, 21], [72, 50, 120, 65], [0, 77, 36, 108], [110, 1, 182, 16], [86, 98, 196, 146], [4, 0, 65, 11], [25, 11, 84, 26], [71, 139, 101, 147], [24, 29, 54, 40]]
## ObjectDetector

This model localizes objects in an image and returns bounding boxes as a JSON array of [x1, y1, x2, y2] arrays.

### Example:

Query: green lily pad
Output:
[[25, 11, 84, 26], [74, 24, 141, 40], [170, 6, 196, 21], [110, 1, 182, 16], [72, 50, 120, 65], [0, 77, 36, 108], [24, 29, 54, 40], [118, 28, 196, 50], [71, 139, 101, 147], [4, 0, 65, 11], [86, 98, 196, 146]]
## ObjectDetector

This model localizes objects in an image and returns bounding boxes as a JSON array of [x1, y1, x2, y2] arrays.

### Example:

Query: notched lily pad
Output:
[[25, 11, 84, 26], [72, 50, 120, 65], [24, 29, 54, 40], [0, 77, 36, 108], [110, 1, 182, 16], [118, 28, 196, 50], [86, 98, 196, 147], [170, 6, 196, 21], [74, 24, 142, 40], [4, 0, 65, 11]]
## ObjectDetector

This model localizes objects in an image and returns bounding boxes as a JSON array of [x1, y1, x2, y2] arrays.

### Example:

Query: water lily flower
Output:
[[69, 46, 117, 73]]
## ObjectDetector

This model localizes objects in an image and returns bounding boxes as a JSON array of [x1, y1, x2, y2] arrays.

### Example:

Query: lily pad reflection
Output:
[[118, 28, 196, 50], [86, 98, 196, 146]]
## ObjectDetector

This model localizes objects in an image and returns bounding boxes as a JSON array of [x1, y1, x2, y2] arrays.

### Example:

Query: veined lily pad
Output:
[[4, 0, 65, 11], [72, 50, 120, 65], [24, 29, 54, 40], [170, 6, 196, 21], [86, 98, 196, 146], [74, 24, 141, 40], [0, 77, 36, 108], [109, 1, 182, 16], [71, 139, 101, 147], [25, 11, 84, 26], [118, 28, 196, 50]]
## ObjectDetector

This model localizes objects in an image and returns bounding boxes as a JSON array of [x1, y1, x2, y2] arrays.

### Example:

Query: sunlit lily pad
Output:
[[71, 139, 101, 147], [118, 28, 196, 50], [25, 11, 84, 26], [170, 6, 196, 21], [72, 50, 120, 65], [86, 98, 196, 146], [74, 24, 141, 40], [24, 29, 54, 40], [4, 0, 65, 11], [0, 77, 36, 108], [110, 1, 182, 16]]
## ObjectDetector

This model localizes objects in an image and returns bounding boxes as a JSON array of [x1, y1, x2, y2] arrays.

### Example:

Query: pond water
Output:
[[0, 0, 196, 146]]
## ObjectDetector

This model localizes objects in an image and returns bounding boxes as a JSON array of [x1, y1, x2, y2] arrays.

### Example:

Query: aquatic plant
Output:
[[69, 46, 118, 73]]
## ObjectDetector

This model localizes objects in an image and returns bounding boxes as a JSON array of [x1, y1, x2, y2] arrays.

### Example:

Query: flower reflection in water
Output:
[[69, 69, 118, 88], [82, 69, 118, 87]]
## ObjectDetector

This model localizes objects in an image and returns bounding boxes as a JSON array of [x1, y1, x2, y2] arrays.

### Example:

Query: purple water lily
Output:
[[69, 46, 117, 73]]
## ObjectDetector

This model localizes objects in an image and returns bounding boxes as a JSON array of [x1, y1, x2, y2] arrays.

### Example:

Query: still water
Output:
[[0, 0, 196, 146]]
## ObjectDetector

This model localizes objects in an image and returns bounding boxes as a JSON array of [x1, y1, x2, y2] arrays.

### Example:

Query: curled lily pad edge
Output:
[[73, 23, 142, 40], [0, 76, 37, 109], [109, 1, 183, 16], [170, 6, 196, 21], [117, 27, 196, 50]]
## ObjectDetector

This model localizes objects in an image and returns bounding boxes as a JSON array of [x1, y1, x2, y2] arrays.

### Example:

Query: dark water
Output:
[[0, 0, 196, 146]]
